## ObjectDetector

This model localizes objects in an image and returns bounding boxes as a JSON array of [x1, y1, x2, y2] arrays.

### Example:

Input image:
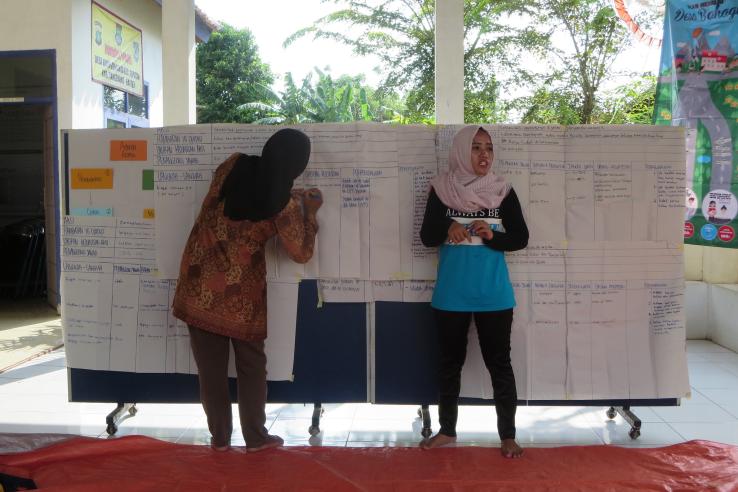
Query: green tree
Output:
[[243, 68, 405, 124], [504, 0, 641, 124], [196, 24, 275, 123], [593, 75, 656, 124], [516, 86, 582, 125], [285, 0, 511, 123], [287, 0, 654, 125], [240, 73, 314, 124]]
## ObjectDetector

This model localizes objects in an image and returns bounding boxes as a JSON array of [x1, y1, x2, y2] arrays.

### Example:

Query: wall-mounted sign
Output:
[[91, 1, 144, 97]]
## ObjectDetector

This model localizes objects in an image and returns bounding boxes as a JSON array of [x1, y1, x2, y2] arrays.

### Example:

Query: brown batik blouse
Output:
[[172, 153, 318, 341]]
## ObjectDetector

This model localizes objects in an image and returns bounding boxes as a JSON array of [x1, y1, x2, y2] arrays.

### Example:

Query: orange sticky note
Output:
[[143, 208, 155, 219], [110, 140, 147, 161], [71, 168, 113, 189]]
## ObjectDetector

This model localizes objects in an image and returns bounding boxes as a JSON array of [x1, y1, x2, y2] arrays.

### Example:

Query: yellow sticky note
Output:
[[391, 272, 412, 281], [143, 208, 155, 219], [71, 168, 113, 189]]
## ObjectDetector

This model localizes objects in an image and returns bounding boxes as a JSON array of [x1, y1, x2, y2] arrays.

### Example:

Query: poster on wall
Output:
[[91, 1, 144, 97], [654, 0, 738, 248]]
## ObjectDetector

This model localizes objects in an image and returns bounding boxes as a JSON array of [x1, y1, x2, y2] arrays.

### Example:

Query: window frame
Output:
[[102, 83, 149, 128]]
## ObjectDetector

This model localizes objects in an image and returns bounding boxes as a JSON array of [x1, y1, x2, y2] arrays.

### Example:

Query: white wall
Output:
[[70, 0, 164, 128], [708, 284, 738, 352], [1, 0, 167, 134], [684, 246, 738, 351], [686, 281, 738, 352], [685, 281, 709, 339], [0, 0, 74, 130], [685, 244, 738, 283]]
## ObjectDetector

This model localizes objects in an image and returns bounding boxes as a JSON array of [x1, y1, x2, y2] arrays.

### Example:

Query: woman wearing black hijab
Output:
[[173, 129, 323, 452]]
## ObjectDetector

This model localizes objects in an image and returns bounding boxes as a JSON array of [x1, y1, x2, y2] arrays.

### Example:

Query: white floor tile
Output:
[[0, 363, 63, 380], [651, 403, 737, 423], [348, 418, 423, 442], [354, 404, 421, 420], [686, 340, 735, 353], [269, 417, 351, 442], [129, 403, 205, 417], [697, 388, 738, 419], [669, 422, 738, 445], [345, 441, 418, 448], [702, 352, 738, 364], [686, 363, 738, 389], [586, 406, 664, 425], [104, 413, 197, 439], [516, 423, 603, 445], [720, 362, 738, 378], [320, 403, 359, 420], [608, 442, 682, 448], [303, 439, 347, 447], [686, 352, 712, 362], [594, 421, 684, 445], [275, 403, 319, 419], [0, 371, 69, 395], [0, 412, 106, 437]]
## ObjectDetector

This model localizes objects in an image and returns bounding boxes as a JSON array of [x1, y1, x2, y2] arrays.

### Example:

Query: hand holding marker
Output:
[[302, 188, 323, 215]]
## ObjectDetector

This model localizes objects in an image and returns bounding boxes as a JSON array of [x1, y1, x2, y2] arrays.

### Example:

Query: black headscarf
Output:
[[219, 128, 311, 221]]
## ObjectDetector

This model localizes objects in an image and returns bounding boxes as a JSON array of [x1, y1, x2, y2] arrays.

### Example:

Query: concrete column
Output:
[[435, 0, 464, 124], [162, 0, 196, 125]]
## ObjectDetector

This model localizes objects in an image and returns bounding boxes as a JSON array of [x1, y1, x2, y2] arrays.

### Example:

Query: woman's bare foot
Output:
[[246, 434, 284, 453], [419, 433, 457, 449], [500, 438, 523, 458], [210, 438, 230, 452]]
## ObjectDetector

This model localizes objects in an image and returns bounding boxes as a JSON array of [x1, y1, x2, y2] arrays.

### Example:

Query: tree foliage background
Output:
[[196, 1, 660, 125], [286, 0, 659, 124], [196, 24, 275, 123], [242, 68, 406, 124]]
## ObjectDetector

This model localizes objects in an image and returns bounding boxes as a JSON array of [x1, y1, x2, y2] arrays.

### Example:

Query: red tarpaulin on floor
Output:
[[0, 436, 737, 491]]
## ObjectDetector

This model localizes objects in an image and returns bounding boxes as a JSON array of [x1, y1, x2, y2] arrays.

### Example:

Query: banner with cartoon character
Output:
[[654, 0, 738, 247], [91, 1, 144, 97]]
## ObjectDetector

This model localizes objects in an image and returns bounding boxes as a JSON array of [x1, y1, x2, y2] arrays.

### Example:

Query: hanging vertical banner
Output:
[[91, 1, 144, 97], [654, 0, 738, 247]]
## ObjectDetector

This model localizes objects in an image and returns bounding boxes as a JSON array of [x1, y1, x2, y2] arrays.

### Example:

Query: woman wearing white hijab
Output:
[[419, 125, 528, 458]]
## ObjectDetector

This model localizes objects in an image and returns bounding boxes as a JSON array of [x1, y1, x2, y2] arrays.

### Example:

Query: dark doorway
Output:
[[0, 50, 58, 307]]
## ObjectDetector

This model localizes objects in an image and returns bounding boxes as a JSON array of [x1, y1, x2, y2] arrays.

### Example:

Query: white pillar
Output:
[[162, 0, 196, 125], [435, 0, 464, 124]]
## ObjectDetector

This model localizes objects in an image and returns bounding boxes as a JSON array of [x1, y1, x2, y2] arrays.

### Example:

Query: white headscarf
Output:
[[431, 125, 510, 212]]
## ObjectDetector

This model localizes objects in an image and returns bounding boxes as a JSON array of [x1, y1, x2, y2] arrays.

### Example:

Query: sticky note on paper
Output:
[[71, 207, 113, 217], [143, 208, 155, 219], [71, 168, 113, 189], [110, 140, 147, 161], [391, 272, 412, 281], [142, 169, 154, 190]]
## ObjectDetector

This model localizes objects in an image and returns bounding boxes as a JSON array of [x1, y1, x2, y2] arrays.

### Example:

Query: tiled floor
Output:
[[0, 298, 62, 372], [1, 339, 737, 450]]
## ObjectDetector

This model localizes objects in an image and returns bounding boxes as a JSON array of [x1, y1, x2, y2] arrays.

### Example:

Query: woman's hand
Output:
[[302, 188, 323, 216], [470, 220, 493, 240], [447, 222, 471, 244]]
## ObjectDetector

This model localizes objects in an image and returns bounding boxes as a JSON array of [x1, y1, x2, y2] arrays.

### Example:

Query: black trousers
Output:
[[434, 308, 517, 440]]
